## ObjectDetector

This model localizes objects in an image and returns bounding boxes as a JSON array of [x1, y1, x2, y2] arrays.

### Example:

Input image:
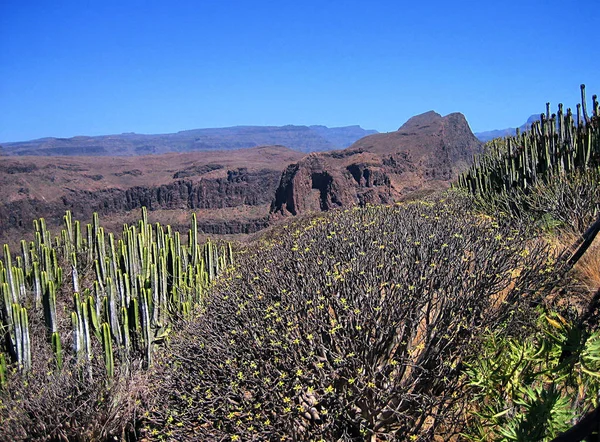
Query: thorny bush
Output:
[[145, 197, 564, 441], [0, 265, 148, 442], [0, 341, 147, 441]]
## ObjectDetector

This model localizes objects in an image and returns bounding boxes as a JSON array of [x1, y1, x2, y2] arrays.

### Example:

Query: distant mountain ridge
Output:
[[1, 125, 378, 156], [475, 114, 541, 142]]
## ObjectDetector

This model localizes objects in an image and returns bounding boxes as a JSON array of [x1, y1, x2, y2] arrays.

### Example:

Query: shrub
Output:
[[463, 310, 600, 441], [145, 197, 561, 440], [0, 344, 148, 441]]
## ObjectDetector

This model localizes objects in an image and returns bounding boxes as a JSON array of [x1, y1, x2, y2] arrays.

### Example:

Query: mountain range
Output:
[[474, 114, 541, 142], [1, 112, 544, 156], [0, 125, 378, 156]]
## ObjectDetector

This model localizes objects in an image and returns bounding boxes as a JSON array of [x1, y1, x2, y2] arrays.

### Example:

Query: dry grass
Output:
[[542, 231, 600, 316], [556, 232, 600, 292], [572, 235, 600, 293]]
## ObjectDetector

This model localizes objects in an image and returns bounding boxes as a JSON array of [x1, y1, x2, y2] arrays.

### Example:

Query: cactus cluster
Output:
[[455, 85, 600, 214], [0, 208, 233, 378]]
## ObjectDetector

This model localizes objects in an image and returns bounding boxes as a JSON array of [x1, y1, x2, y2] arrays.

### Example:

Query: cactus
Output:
[[0, 353, 7, 388], [140, 288, 152, 367], [129, 296, 141, 342], [455, 86, 599, 215], [190, 212, 199, 267], [101, 322, 114, 378], [43, 280, 58, 335], [3, 245, 17, 305], [20, 240, 31, 274], [72, 311, 83, 358], [105, 277, 122, 345], [227, 242, 234, 267], [120, 306, 130, 355], [11, 304, 31, 371], [32, 261, 42, 308], [87, 294, 101, 340], [0, 206, 233, 376], [51, 331, 63, 370], [71, 252, 80, 293]]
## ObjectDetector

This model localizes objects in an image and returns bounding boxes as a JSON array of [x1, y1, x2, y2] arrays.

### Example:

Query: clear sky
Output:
[[1, 0, 598, 142]]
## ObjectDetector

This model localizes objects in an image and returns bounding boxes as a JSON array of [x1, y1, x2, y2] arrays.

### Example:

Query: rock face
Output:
[[270, 111, 482, 216], [271, 155, 356, 215], [0, 168, 280, 234], [0, 146, 304, 243], [69, 168, 280, 212]]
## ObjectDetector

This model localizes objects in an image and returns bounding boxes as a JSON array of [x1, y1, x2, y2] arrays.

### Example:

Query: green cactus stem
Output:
[[51, 331, 63, 370], [101, 323, 114, 378], [43, 280, 58, 335], [0, 353, 7, 388]]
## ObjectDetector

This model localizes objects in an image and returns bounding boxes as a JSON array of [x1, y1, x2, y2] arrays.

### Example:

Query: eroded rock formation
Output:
[[270, 111, 482, 216]]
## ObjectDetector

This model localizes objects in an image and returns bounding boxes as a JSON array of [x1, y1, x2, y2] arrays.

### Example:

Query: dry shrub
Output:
[[569, 234, 600, 294], [145, 197, 562, 441], [0, 354, 148, 441], [0, 302, 148, 441]]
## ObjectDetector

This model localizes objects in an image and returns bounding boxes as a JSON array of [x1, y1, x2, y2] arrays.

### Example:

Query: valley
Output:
[[0, 111, 482, 247]]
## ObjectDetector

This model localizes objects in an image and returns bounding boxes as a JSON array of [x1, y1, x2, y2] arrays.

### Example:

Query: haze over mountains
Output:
[[0, 125, 378, 156]]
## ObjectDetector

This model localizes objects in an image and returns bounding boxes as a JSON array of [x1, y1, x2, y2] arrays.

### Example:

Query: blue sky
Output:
[[1, 0, 598, 142]]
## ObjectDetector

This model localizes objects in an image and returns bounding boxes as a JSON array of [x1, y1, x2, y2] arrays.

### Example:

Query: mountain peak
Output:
[[398, 111, 443, 131]]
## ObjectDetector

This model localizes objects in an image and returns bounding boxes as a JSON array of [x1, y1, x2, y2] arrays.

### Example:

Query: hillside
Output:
[[270, 111, 483, 216], [0, 125, 378, 156]]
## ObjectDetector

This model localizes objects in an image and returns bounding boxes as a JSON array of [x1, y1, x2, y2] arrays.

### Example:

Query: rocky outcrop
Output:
[[270, 155, 355, 215], [270, 111, 483, 216], [270, 153, 397, 216]]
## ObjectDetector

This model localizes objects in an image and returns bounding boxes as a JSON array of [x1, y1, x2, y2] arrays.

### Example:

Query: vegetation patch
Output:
[[145, 197, 560, 440]]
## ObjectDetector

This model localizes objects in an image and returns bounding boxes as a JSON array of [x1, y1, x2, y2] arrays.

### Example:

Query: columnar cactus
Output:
[[101, 322, 114, 378], [43, 280, 58, 335], [1, 208, 234, 377], [455, 85, 599, 212], [51, 331, 62, 369]]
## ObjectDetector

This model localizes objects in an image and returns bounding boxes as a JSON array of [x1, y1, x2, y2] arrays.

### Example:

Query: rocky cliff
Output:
[[270, 111, 483, 216], [0, 146, 303, 242]]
